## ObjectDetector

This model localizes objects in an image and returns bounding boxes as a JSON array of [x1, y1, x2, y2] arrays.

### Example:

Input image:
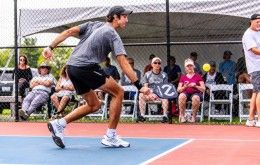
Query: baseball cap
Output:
[[251, 14, 260, 20], [224, 50, 232, 56], [107, 6, 133, 17], [151, 57, 161, 64], [184, 58, 195, 67]]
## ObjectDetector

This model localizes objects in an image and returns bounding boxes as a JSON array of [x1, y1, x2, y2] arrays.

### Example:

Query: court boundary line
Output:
[[1, 135, 260, 142], [139, 139, 194, 165]]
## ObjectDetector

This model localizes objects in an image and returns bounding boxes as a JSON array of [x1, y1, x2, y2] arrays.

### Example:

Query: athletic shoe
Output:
[[101, 135, 130, 148], [187, 116, 196, 123], [255, 121, 260, 128], [245, 119, 256, 127], [161, 116, 168, 123], [19, 109, 29, 120], [179, 116, 186, 123], [47, 119, 65, 148], [136, 115, 146, 122]]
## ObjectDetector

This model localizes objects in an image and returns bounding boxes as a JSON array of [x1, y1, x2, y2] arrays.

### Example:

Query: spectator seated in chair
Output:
[[138, 57, 169, 123], [177, 58, 205, 123], [51, 65, 75, 119], [19, 62, 55, 120]]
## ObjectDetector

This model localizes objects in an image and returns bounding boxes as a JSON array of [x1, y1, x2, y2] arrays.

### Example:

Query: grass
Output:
[[0, 109, 246, 125]]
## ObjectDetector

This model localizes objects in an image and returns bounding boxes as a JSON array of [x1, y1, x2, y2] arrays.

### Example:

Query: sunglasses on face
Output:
[[19, 58, 26, 61], [186, 65, 193, 67], [153, 62, 161, 65]]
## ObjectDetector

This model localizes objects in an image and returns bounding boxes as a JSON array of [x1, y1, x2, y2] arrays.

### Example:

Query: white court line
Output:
[[139, 139, 194, 165], [1, 135, 260, 142]]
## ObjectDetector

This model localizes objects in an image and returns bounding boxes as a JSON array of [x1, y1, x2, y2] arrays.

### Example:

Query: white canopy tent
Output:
[[18, 0, 260, 73]]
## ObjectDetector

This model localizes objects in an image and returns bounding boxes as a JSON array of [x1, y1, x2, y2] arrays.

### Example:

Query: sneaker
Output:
[[255, 121, 260, 128], [187, 116, 196, 123], [161, 116, 168, 123], [101, 135, 130, 148], [245, 119, 256, 127], [19, 109, 29, 120], [179, 116, 186, 123], [47, 119, 65, 148], [136, 115, 146, 122]]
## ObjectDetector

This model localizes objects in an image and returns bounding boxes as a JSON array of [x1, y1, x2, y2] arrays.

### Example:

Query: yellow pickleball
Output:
[[202, 63, 211, 72]]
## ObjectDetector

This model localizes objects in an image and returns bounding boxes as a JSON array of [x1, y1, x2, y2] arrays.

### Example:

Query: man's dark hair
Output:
[[149, 54, 156, 60], [190, 52, 198, 57]]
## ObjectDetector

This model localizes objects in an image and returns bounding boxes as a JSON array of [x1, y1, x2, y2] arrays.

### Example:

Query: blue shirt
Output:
[[219, 60, 236, 84]]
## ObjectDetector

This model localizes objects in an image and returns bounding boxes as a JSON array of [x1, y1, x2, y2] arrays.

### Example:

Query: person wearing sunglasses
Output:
[[177, 58, 205, 123], [138, 57, 169, 123], [15, 55, 33, 99]]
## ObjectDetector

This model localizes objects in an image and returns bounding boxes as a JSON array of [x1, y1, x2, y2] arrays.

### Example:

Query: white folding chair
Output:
[[208, 84, 233, 122], [121, 85, 139, 121], [238, 83, 255, 122], [144, 100, 165, 121], [84, 89, 108, 120]]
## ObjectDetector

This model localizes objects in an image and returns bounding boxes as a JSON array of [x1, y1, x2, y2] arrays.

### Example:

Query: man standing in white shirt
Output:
[[242, 14, 260, 127]]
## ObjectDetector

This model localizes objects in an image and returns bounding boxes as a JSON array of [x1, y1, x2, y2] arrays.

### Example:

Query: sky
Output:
[[0, 0, 221, 47]]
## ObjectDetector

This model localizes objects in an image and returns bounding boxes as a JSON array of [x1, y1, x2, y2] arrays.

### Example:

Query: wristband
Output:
[[133, 80, 142, 90], [48, 45, 54, 50]]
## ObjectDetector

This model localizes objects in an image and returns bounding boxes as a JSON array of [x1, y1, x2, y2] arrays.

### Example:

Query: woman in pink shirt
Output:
[[177, 58, 205, 123]]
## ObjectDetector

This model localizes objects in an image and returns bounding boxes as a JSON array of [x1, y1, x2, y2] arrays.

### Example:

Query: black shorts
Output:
[[67, 64, 108, 95], [183, 92, 203, 102]]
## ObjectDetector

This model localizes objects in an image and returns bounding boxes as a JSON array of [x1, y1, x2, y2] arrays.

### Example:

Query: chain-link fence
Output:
[[0, 0, 256, 123]]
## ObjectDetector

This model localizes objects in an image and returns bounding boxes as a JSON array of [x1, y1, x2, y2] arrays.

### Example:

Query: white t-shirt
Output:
[[205, 72, 216, 89], [242, 28, 260, 74]]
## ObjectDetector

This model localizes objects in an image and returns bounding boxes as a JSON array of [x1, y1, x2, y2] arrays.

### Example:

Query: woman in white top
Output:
[[51, 66, 75, 118]]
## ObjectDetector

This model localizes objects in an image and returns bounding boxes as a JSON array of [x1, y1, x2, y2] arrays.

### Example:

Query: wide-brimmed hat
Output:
[[38, 62, 51, 70]]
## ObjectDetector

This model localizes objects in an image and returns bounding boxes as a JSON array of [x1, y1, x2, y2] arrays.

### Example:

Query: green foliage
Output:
[[0, 49, 13, 67], [20, 38, 42, 68], [19, 38, 72, 79], [49, 47, 73, 79]]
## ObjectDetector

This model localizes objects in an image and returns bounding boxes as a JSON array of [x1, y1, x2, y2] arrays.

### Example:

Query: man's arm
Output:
[[250, 47, 260, 55], [42, 26, 80, 59], [116, 55, 138, 83]]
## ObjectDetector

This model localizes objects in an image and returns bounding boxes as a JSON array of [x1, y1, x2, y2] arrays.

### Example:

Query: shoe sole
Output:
[[47, 122, 65, 149], [101, 140, 130, 148], [19, 109, 28, 120]]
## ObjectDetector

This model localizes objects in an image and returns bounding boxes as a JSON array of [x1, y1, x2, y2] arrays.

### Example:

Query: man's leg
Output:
[[248, 92, 256, 120], [99, 77, 124, 129], [256, 92, 260, 121], [48, 90, 101, 148], [99, 77, 130, 147], [64, 90, 101, 123]]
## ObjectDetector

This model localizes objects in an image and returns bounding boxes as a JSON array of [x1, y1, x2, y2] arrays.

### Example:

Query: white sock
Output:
[[106, 129, 116, 138], [57, 118, 67, 128]]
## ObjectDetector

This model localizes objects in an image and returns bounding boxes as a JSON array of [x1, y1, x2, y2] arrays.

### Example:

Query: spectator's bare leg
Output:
[[57, 96, 70, 113], [178, 93, 187, 117], [191, 95, 200, 118], [161, 99, 169, 116], [51, 95, 59, 111], [139, 93, 147, 116]]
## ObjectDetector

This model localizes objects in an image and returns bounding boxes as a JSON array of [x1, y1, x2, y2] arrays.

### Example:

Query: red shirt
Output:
[[179, 73, 203, 94]]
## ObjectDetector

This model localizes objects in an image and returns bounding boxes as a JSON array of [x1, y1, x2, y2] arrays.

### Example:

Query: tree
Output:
[[20, 38, 42, 68], [48, 46, 73, 79], [0, 49, 13, 67]]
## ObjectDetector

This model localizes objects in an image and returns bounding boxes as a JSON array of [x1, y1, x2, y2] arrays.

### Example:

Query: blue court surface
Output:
[[0, 136, 188, 165]]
